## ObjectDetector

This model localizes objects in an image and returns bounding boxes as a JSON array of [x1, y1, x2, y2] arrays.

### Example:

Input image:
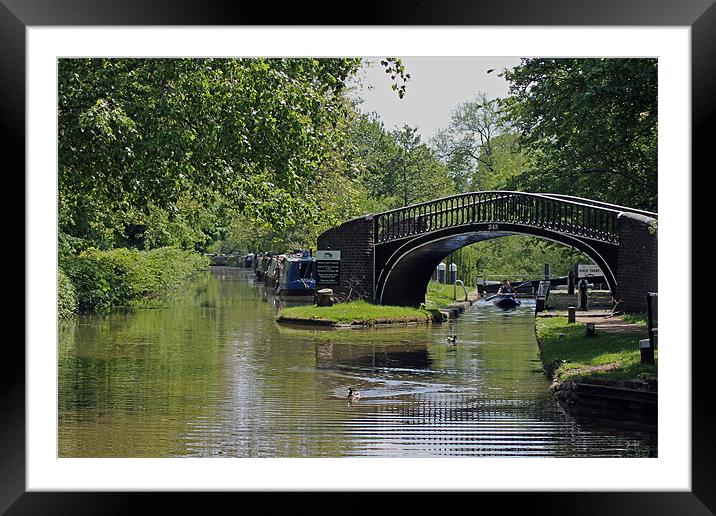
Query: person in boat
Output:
[[497, 280, 515, 295]]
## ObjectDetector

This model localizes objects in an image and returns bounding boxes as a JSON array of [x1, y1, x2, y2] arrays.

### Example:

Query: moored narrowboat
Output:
[[264, 254, 282, 289], [276, 252, 315, 296], [255, 252, 276, 281]]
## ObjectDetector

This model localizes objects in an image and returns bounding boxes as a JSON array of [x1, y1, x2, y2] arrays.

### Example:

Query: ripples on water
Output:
[[58, 268, 656, 457]]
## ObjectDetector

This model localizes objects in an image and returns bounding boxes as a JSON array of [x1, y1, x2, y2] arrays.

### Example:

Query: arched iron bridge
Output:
[[372, 191, 656, 306]]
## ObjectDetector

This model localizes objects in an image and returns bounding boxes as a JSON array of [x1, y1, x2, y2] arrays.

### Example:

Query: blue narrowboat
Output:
[[276, 251, 315, 296]]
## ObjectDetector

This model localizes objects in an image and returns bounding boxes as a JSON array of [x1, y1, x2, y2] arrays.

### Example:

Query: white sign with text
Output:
[[577, 264, 604, 277], [316, 250, 341, 261]]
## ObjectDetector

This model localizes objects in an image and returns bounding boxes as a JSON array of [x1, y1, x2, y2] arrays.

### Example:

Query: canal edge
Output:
[[275, 288, 482, 329], [533, 313, 658, 426]]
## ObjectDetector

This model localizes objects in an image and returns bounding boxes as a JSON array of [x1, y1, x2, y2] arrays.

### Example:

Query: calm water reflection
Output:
[[58, 268, 656, 457]]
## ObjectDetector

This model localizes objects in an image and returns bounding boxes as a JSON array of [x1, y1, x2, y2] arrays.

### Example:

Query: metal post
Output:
[[641, 292, 657, 364]]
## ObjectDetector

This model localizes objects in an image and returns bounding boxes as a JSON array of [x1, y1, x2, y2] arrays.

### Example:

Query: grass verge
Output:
[[277, 300, 437, 327], [424, 280, 470, 309], [536, 317, 657, 383], [276, 281, 476, 327]]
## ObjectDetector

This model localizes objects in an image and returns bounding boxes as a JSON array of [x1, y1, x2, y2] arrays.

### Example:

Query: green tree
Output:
[[352, 116, 453, 209], [389, 125, 448, 207], [58, 58, 362, 247], [501, 58, 657, 211], [432, 93, 528, 192]]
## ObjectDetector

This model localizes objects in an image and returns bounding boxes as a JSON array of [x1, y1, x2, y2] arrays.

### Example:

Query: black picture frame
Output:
[[4, 0, 710, 512]]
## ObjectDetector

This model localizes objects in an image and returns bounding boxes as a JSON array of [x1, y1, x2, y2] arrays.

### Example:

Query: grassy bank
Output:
[[536, 317, 656, 383], [59, 246, 210, 317], [277, 300, 438, 327], [424, 280, 471, 309], [276, 280, 478, 327]]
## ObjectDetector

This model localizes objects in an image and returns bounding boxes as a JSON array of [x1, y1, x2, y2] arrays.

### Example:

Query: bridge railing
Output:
[[538, 193, 657, 218], [373, 191, 622, 245]]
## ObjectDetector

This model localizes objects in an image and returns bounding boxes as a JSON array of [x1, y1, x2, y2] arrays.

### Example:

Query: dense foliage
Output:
[[59, 58, 362, 249], [61, 247, 209, 312], [500, 58, 657, 211], [58, 268, 78, 319], [352, 114, 454, 210], [432, 93, 527, 192]]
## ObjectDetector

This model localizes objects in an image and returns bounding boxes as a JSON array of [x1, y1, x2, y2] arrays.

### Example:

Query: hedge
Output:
[[58, 267, 78, 319], [60, 246, 210, 313]]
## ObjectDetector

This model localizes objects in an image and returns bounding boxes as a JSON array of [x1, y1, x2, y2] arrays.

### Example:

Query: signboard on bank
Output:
[[315, 250, 340, 261], [316, 250, 341, 286], [577, 264, 604, 278]]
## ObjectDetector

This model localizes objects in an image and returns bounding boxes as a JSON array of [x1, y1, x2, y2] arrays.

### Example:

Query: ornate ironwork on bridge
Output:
[[316, 191, 657, 312], [374, 191, 625, 245]]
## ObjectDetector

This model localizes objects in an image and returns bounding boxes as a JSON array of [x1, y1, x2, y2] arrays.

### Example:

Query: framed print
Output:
[[5, 0, 712, 512]]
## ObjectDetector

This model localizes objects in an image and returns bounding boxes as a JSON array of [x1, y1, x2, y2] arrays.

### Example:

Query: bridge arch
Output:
[[375, 224, 618, 306]]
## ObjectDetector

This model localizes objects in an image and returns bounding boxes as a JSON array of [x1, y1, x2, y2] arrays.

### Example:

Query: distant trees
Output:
[[430, 60, 658, 212], [433, 93, 501, 189], [432, 93, 527, 192], [351, 114, 453, 210]]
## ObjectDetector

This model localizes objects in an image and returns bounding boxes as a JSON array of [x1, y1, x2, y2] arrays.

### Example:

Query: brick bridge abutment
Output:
[[614, 213, 658, 313]]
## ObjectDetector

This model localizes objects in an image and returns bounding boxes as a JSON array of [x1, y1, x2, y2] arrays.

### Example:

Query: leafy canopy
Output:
[[59, 58, 362, 243], [500, 58, 657, 211]]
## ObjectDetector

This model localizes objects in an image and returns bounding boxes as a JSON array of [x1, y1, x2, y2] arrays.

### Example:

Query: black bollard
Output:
[[567, 306, 576, 324], [437, 262, 446, 284], [449, 263, 457, 285], [578, 279, 589, 311]]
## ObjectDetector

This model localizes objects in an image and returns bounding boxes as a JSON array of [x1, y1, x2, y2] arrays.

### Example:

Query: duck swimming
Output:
[[445, 334, 458, 345], [347, 388, 361, 400]]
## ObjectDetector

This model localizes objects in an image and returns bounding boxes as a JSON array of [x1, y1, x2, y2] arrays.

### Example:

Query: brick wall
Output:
[[316, 215, 375, 302], [615, 213, 658, 313]]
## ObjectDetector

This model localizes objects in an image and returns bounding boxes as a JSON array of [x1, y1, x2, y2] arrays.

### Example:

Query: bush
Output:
[[58, 268, 78, 319], [61, 246, 210, 313]]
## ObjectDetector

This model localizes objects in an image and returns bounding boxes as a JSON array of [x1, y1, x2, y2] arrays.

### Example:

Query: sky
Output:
[[348, 57, 522, 142]]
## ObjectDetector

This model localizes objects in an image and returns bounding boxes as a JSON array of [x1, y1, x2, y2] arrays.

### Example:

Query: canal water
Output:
[[58, 268, 656, 457]]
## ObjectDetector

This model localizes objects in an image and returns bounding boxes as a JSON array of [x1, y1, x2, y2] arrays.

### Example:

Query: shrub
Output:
[[57, 267, 78, 319], [61, 246, 209, 313]]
